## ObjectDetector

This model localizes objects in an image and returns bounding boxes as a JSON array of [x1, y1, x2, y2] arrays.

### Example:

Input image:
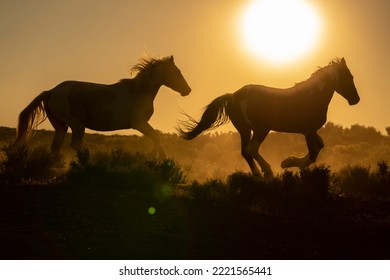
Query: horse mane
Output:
[[312, 58, 342, 76], [130, 56, 169, 75], [295, 58, 342, 88], [124, 56, 171, 91]]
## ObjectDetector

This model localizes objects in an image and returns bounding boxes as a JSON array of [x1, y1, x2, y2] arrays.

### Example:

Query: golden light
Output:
[[241, 0, 321, 64]]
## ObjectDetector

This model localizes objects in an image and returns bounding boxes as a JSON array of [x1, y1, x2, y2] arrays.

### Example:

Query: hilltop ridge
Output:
[[1, 123, 389, 181]]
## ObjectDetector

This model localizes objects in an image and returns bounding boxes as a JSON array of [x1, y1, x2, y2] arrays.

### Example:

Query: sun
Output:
[[241, 0, 321, 64]]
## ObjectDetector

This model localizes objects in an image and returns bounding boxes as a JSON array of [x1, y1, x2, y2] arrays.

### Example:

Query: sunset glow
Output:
[[0, 0, 389, 134], [241, 0, 321, 64], [1, 1, 390, 270]]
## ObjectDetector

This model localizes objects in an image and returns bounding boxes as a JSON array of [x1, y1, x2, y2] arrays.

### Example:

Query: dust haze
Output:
[[1, 122, 389, 181]]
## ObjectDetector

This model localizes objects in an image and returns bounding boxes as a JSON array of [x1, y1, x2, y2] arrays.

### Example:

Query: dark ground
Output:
[[1, 183, 390, 260]]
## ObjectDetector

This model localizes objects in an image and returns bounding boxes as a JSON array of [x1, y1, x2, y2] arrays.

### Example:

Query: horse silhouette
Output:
[[178, 58, 359, 178], [16, 56, 191, 159]]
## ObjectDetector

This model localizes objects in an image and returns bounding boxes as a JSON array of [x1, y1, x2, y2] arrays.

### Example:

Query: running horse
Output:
[[178, 58, 359, 178], [16, 56, 191, 159]]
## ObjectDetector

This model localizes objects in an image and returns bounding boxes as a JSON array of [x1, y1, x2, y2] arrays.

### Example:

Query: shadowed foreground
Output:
[[1, 184, 390, 259], [1, 150, 390, 259]]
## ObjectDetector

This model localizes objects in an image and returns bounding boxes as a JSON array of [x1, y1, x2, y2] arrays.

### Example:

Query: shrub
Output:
[[337, 165, 371, 196], [182, 166, 333, 215], [227, 171, 263, 189], [279, 170, 300, 189], [372, 161, 390, 196], [0, 143, 56, 182], [376, 161, 390, 184], [187, 179, 227, 203], [335, 164, 384, 196], [298, 164, 332, 197], [66, 148, 185, 194]]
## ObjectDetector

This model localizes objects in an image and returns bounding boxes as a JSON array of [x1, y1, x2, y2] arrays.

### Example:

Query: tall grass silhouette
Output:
[[1, 143, 389, 201], [1, 144, 389, 259], [0, 143, 57, 182], [180, 165, 335, 215], [336, 161, 390, 197], [67, 148, 185, 195]]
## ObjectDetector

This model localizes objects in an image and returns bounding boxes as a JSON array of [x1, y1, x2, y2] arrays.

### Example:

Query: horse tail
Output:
[[15, 91, 50, 144], [178, 93, 233, 140]]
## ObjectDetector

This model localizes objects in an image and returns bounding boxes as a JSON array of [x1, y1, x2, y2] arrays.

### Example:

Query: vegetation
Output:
[[1, 132, 389, 210], [1, 122, 390, 204], [0, 143, 56, 183], [2, 122, 389, 181], [0, 123, 390, 259], [67, 148, 184, 195], [1, 122, 390, 208]]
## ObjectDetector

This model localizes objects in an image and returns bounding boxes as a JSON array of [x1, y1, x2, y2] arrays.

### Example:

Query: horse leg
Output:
[[245, 129, 273, 178], [238, 128, 261, 176], [46, 109, 68, 166], [227, 101, 261, 175], [306, 131, 324, 163], [281, 131, 324, 168], [46, 111, 68, 154], [134, 122, 166, 160], [70, 124, 85, 151]]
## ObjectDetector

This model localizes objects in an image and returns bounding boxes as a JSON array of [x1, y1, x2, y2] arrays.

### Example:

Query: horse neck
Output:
[[134, 72, 164, 100], [299, 74, 335, 106]]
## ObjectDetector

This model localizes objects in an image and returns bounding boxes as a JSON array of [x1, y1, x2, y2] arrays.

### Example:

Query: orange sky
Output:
[[1, 0, 389, 135]]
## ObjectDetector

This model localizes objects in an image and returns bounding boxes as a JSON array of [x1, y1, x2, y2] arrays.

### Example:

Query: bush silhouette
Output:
[[298, 164, 331, 197], [0, 143, 56, 182], [66, 148, 185, 194], [335, 161, 390, 197], [180, 165, 334, 216]]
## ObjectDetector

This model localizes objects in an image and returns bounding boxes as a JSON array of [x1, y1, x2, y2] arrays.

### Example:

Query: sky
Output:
[[1, 0, 389, 135]]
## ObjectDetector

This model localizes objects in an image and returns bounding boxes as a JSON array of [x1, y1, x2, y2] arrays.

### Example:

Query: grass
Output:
[[0, 144, 389, 220], [335, 161, 390, 197], [1, 144, 389, 200], [180, 165, 334, 216], [66, 148, 185, 201], [1, 146, 390, 259], [0, 143, 57, 183]]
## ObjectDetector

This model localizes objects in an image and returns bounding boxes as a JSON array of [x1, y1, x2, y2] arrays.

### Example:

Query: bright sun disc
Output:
[[241, 0, 321, 64]]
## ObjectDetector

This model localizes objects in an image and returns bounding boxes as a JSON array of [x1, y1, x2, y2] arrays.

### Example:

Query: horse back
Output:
[[45, 80, 144, 131], [233, 84, 330, 133]]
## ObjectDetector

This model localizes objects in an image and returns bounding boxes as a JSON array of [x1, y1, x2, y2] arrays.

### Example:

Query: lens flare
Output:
[[148, 207, 156, 215]]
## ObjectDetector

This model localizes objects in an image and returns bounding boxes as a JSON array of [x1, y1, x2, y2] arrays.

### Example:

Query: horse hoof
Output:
[[281, 157, 296, 168], [250, 167, 262, 177]]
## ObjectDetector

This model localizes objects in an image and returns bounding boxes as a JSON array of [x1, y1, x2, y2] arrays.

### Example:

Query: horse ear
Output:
[[169, 55, 174, 62], [341, 57, 346, 65]]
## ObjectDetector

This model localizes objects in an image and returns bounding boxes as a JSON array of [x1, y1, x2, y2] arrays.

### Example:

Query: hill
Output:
[[1, 124, 390, 260], [1, 122, 389, 181]]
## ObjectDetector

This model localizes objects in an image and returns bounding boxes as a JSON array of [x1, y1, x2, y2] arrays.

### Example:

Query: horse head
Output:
[[334, 57, 360, 105], [160, 56, 191, 96]]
